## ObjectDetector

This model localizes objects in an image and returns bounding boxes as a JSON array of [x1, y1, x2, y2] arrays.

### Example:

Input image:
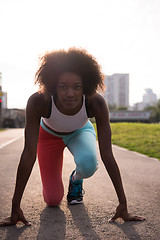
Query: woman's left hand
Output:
[[109, 204, 146, 222]]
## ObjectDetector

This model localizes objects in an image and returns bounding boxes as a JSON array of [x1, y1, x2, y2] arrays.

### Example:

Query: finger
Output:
[[108, 212, 120, 223], [0, 219, 31, 227], [20, 216, 31, 226], [125, 215, 146, 222], [108, 218, 115, 223], [0, 219, 16, 227], [0, 217, 13, 226], [23, 220, 31, 226]]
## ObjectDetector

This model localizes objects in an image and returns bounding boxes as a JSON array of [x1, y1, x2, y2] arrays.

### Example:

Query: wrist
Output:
[[12, 198, 20, 209], [119, 197, 127, 206], [12, 203, 20, 210]]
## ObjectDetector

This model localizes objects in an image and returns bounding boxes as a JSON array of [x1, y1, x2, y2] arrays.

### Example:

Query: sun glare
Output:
[[0, 0, 160, 108]]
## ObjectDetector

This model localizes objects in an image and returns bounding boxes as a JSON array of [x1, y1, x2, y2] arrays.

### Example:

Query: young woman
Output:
[[0, 48, 145, 226]]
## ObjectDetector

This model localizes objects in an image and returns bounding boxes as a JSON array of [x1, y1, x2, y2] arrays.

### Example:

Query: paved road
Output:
[[0, 129, 160, 240]]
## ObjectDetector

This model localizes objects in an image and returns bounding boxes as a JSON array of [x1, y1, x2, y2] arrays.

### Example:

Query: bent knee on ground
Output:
[[44, 193, 64, 207], [43, 186, 64, 207]]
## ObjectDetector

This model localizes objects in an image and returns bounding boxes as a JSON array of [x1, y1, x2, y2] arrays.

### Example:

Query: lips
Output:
[[65, 99, 76, 104]]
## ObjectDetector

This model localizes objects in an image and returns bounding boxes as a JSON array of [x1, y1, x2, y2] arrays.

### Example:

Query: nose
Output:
[[66, 87, 74, 98]]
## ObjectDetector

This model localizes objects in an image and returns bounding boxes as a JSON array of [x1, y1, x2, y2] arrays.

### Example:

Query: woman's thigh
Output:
[[66, 127, 98, 178], [37, 126, 65, 206]]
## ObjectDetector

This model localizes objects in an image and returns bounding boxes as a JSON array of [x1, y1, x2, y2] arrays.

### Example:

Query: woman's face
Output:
[[56, 72, 83, 114]]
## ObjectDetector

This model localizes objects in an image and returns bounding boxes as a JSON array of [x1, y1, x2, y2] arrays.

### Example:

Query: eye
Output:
[[74, 85, 82, 90], [59, 85, 67, 89]]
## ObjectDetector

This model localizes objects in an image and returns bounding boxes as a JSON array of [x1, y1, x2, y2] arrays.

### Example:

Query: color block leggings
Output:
[[37, 120, 98, 206]]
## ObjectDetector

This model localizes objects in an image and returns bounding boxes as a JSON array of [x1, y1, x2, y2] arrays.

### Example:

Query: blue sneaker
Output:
[[67, 170, 85, 205]]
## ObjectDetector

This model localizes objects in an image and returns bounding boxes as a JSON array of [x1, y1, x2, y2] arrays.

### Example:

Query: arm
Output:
[[90, 94, 145, 222], [0, 93, 43, 226]]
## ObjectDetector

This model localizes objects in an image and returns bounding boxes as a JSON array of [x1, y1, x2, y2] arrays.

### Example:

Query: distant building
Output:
[[133, 102, 145, 111], [104, 74, 129, 108], [0, 72, 2, 91], [133, 88, 158, 110], [1, 91, 8, 108], [0, 72, 7, 108], [143, 88, 158, 106], [109, 111, 151, 122]]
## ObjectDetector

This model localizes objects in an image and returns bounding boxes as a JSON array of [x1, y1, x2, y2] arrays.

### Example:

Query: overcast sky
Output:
[[0, 0, 160, 108]]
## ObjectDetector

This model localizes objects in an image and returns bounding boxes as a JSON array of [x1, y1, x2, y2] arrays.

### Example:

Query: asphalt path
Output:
[[0, 129, 160, 240]]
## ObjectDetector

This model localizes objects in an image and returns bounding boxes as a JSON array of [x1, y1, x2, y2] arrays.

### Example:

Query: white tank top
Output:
[[42, 95, 88, 132]]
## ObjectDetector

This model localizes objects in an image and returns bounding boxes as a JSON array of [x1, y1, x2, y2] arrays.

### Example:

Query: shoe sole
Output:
[[68, 199, 83, 205]]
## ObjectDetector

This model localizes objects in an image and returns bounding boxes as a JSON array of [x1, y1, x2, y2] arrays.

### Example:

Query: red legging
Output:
[[37, 122, 98, 206], [37, 126, 65, 206]]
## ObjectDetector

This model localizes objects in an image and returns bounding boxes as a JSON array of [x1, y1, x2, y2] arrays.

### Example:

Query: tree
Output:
[[144, 100, 160, 123], [108, 104, 117, 111]]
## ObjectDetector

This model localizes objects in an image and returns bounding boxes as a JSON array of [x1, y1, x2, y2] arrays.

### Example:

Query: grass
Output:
[[0, 129, 6, 131], [93, 122, 160, 160], [1, 123, 160, 160]]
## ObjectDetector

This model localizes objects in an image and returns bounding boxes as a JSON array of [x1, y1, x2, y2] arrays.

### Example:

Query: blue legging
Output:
[[37, 120, 98, 206]]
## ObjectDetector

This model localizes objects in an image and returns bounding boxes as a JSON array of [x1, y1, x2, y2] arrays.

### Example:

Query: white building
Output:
[[143, 88, 158, 106], [133, 88, 158, 110], [104, 74, 129, 108], [0, 72, 7, 108]]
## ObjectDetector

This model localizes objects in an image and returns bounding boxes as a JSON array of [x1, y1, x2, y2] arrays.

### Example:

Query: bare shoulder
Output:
[[27, 92, 48, 107], [27, 92, 51, 118], [87, 93, 109, 118]]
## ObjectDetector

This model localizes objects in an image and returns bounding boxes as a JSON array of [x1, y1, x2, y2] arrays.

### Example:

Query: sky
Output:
[[0, 0, 160, 109]]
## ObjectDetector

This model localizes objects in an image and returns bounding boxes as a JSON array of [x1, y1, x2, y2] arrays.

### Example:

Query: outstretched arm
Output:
[[90, 93, 145, 222], [0, 93, 43, 226]]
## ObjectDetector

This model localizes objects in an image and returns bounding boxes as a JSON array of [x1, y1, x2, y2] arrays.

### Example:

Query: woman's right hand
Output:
[[0, 208, 31, 227]]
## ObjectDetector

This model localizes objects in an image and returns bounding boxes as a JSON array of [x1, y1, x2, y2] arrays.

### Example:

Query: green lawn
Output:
[[1, 123, 160, 160], [0, 129, 5, 131], [93, 122, 160, 160]]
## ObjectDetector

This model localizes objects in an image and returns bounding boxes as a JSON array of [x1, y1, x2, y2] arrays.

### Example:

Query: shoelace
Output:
[[72, 181, 85, 196]]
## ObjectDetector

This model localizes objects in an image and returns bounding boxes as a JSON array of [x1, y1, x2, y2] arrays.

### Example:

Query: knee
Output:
[[44, 193, 64, 207], [43, 187, 64, 207], [77, 153, 98, 178]]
